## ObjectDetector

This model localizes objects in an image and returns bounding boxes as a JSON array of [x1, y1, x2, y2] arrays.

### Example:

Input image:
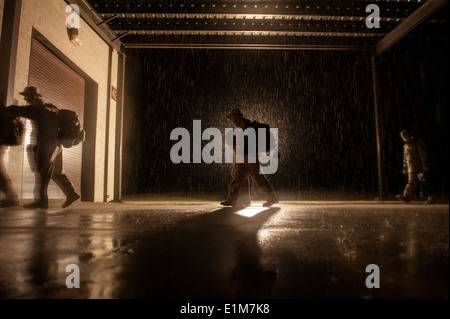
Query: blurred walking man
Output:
[[221, 108, 278, 207], [0, 87, 85, 209]]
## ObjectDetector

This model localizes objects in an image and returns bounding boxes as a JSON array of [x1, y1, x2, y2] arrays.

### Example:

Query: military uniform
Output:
[[232, 151, 251, 206], [1, 104, 78, 208], [401, 138, 433, 201], [223, 114, 277, 206]]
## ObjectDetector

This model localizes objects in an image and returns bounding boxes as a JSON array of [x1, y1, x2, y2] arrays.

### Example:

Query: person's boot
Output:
[[396, 194, 410, 203], [62, 191, 80, 208], [425, 195, 437, 205], [220, 199, 238, 207], [24, 199, 49, 209], [263, 196, 279, 207]]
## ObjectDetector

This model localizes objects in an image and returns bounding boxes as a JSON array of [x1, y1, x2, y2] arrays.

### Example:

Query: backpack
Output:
[[57, 109, 82, 148], [251, 121, 276, 154]]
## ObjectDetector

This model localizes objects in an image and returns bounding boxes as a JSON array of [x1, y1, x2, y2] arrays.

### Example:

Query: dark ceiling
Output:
[[81, 0, 448, 51]]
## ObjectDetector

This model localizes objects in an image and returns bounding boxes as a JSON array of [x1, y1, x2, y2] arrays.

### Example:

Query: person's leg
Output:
[[403, 172, 419, 201], [51, 147, 75, 196], [51, 148, 79, 208], [222, 163, 250, 206], [24, 145, 59, 209], [238, 178, 251, 206], [232, 161, 251, 206], [245, 158, 278, 206], [25, 144, 40, 200]]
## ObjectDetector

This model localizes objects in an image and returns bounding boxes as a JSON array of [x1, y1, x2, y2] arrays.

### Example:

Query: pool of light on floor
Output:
[[234, 205, 268, 217]]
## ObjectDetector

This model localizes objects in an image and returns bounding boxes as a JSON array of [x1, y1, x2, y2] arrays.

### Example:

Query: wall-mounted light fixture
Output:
[[66, 4, 83, 47], [67, 27, 83, 47]]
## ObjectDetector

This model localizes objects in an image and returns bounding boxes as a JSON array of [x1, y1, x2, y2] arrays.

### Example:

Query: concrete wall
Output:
[[4, 0, 119, 202]]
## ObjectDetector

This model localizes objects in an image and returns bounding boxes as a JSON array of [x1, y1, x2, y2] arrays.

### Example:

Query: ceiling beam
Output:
[[124, 43, 369, 51], [118, 30, 385, 38], [101, 13, 405, 22], [375, 0, 448, 54], [87, 0, 422, 18]]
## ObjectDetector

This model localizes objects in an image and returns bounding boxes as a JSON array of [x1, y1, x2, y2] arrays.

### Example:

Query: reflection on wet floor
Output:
[[0, 202, 448, 299]]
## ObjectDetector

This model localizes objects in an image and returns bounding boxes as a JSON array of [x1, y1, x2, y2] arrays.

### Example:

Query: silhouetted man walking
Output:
[[0, 87, 85, 209], [221, 108, 278, 207]]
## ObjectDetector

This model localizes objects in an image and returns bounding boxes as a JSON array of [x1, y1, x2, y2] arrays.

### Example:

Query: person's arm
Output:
[[0, 105, 40, 120]]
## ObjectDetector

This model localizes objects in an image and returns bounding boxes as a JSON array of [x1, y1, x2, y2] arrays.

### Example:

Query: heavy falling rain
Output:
[[123, 44, 449, 202]]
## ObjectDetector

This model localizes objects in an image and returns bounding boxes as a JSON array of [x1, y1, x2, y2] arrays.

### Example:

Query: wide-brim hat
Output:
[[19, 86, 42, 97], [226, 108, 243, 118]]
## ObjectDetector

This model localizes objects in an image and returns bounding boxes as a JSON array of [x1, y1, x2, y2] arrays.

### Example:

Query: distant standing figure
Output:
[[0, 87, 86, 209], [221, 108, 278, 207], [397, 130, 437, 204]]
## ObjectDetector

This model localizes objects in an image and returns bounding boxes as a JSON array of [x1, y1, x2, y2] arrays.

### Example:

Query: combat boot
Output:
[[62, 191, 80, 208], [220, 199, 238, 207]]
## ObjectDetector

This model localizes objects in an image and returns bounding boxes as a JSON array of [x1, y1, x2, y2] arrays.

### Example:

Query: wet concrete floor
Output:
[[0, 201, 448, 299]]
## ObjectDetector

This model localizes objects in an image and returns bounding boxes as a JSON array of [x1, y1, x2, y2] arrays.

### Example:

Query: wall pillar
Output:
[[113, 51, 125, 202]]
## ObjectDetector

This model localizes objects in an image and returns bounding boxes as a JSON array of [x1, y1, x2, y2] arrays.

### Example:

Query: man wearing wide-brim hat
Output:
[[221, 108, 278, 207], [19, 86, 42, 98], [0, 86, 84, 209]]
